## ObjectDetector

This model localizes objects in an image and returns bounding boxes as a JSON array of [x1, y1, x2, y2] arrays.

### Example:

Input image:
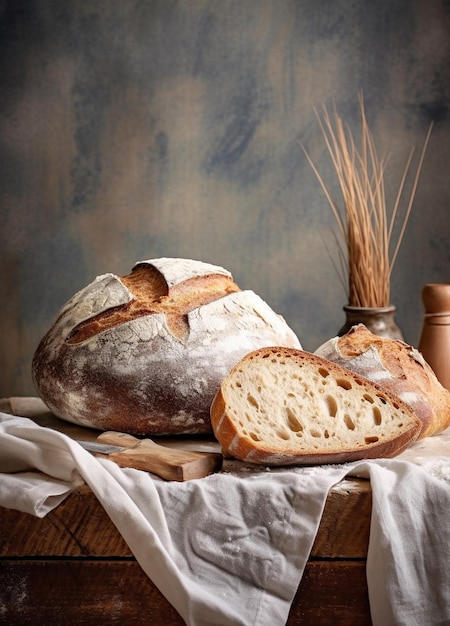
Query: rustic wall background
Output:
[[1, 0, 449, 397]]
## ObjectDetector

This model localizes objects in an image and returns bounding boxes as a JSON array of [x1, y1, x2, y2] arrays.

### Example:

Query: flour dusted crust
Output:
[[315, 324, 450, 439], [32, 258, 301, 435]]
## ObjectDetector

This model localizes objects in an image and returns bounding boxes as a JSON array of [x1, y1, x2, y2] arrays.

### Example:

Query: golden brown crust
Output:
[[68, 265, 241, 344], [336, 325, 450, 438]]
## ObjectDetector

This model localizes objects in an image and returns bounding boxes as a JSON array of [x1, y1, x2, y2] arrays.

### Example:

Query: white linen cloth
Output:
[[1, 411, 450, 626]]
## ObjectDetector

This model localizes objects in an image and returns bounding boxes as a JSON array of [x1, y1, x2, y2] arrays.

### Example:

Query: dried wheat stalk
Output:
[[302, 95, 432, 308]]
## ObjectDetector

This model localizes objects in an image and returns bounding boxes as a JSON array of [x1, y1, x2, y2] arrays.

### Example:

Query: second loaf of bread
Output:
[[315, 324, 450, 439]]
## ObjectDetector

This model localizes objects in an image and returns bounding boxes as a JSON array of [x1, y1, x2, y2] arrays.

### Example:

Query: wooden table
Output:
[[0, 398, 373, 625]]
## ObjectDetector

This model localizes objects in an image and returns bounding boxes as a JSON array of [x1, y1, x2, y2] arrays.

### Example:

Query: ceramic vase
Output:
[[338, 304, 404, 341]]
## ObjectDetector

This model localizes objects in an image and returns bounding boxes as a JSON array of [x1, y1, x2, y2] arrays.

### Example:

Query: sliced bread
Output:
[[210, 346, 422, 466]]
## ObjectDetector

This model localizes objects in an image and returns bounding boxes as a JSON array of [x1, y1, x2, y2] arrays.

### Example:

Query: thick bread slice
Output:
[[211, 347, 422, 466], [315, 324, 450, 439]]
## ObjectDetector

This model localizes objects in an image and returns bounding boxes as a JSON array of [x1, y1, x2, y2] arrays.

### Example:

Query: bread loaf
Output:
[[210, 346, 421, 465], [32, 258, 301, 435], [315, 324, 450, 439]]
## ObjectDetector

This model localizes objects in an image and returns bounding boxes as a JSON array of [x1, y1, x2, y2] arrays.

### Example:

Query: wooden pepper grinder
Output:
[[418, 283, 450, 392]]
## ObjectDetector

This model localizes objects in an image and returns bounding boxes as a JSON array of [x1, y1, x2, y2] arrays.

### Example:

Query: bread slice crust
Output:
[[211, 347, 422, 465]]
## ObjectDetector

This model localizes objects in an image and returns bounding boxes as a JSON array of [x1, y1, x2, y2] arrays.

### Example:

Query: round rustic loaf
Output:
[[315, 324, 450, 439], [32, 258, 301, 435]]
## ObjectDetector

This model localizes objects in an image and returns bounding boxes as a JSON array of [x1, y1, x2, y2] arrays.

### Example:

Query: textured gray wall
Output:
[[1, 0, 449, 396]]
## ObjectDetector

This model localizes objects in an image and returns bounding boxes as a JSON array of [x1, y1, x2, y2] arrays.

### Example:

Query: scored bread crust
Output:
[[210, 346, 422, 466], [32, 258, 301, 435], [315, 325, 450, 439]]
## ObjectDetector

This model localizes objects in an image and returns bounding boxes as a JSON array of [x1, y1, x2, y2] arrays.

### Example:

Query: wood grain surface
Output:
[[0, 559, 372, 626]]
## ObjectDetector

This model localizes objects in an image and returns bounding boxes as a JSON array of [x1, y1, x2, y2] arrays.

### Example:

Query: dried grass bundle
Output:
[[302, 95, 432, 308]]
